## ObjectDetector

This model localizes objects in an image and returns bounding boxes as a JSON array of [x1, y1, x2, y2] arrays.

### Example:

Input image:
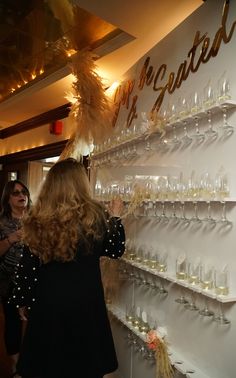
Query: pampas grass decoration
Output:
[[68, 50, 114, 145]]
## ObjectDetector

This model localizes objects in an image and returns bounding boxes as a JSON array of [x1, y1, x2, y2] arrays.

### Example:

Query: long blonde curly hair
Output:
[[23, 158, 107, 263]]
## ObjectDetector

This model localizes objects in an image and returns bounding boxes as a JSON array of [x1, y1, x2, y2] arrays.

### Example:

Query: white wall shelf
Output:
[[122, 258, 236, 303], [108, 305, 210, 378], [90, 100, 236, 160]]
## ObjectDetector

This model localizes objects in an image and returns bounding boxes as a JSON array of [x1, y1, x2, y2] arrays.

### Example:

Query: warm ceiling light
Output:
[[106, 81, 120, 97], [31, 73, 36, 80], [39, 69, 44, 74]]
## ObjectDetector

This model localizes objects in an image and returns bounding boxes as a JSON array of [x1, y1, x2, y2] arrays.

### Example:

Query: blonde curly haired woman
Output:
[[11, 158, 125, 378]]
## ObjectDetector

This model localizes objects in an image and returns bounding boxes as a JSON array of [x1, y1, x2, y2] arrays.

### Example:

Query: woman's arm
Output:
[[9, 247, 40, 310], [101, 215, 126, 259]]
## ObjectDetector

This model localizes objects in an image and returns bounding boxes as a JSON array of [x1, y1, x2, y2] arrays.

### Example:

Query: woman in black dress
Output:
[[0, 180, 31, 378], [11, 158, 125, 378]]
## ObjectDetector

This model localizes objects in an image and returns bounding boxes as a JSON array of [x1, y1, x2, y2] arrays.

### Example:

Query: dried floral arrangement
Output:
[[46, 0, 115, 159], [146, 329, 174, 378]]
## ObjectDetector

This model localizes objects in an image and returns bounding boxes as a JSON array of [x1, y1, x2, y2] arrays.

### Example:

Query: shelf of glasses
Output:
[[122, 258, 236, 303], [165, 99, 236, 131], [91, 130, 154, 160], [99, 198, 236, 205], [108, 305, 210, 378], [91, 99, 236, 160]]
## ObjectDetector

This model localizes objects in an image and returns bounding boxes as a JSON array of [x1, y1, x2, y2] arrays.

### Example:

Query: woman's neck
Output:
[[11, 208, 25, 219]]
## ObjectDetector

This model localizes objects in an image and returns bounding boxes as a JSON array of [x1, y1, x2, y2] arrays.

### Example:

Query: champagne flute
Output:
[[167, 103, 181, 146], [217, 75, 233, 134], [190, 92, 205, 141], [200, 172, 216, 224], [214, 267, 229, 296], [200, 264, 214, 291], [203, 83, 215, 136], [214, 303, 230, 325], [184, 293, 199, 311], [175, 289, 189, 304], [176, 254, 187, 280], [199, 298, 214, 317], [215, 168, 231, 224]]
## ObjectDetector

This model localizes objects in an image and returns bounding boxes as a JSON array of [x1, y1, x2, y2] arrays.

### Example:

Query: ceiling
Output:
[[0, 0, 203, 130]]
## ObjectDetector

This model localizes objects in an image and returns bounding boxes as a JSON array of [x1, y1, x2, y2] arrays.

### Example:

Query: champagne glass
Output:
[[184, 293, 199, 311], [157, 252, 168, 273], [200, 264, 214, 291], [167, 103, 181, 146], [217, 74, 233, 133], [192, 116, 205, 142], [215, 168, 231, 224], [214, 303, 230, 325], [175, 289, 189, 304], [188, 171, 201, 223], [203, 82, 216, 139], [200, 172, 216, 224], [178, 172, 190, 223], [157, 176, 169, 222], [205, 109, 218, 138], [217, 73, 231, 103], [214, 267, 229, 296], [199, 298, 214, 317], [187, 262, 200, 285], [176, 254, 187, 280], [178, 97, 192, 145], [190, 92, 205, 141]]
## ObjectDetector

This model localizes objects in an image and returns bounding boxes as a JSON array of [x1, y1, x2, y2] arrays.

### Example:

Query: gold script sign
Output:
[[113, 0, 236, 128]]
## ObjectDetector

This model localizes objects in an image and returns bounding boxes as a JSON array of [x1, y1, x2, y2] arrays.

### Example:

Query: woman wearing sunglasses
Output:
[[0, 180, 31, 378]]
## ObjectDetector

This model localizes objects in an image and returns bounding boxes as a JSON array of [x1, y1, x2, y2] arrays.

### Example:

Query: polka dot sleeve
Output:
[[101, 216, 126, 259], [9, 248, 40, 310]]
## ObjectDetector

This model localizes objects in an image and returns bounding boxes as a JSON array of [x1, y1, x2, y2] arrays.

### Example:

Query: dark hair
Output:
[[0, 180, 31, 217]]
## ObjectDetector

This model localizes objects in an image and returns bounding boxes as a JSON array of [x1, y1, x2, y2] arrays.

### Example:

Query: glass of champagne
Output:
[[188, 261, 200, 285], [214, 267, 229, 296], [217, 74, 233, 134], [200, 264, 214, 291], [214, 303, 230, 325], [176, 254, 187, 280]]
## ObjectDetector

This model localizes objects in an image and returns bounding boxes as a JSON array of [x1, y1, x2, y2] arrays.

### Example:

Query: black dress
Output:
[[11, 217, 125, 378]]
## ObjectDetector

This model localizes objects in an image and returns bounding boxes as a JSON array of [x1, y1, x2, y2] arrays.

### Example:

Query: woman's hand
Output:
[[108, 197, 124, 217], [7, 229, 23, 245]]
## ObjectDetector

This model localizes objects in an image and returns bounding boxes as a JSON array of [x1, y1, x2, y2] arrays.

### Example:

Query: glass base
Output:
[[199, 308, 214, 317]]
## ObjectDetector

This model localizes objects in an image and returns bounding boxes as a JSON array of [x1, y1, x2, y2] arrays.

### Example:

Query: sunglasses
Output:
[[11, 189, 28, 197]]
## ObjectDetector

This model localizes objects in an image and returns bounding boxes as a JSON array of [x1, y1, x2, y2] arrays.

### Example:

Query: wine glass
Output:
[[184, 293, 199, 311], [214, 303, 230, 325], [187, 261, 200, 285], [176, 254, 187, 280], [214, 267, 229, 296], [167, 103, 181, 146], [200, 264, 214, 291], [157, 176, 169, 222], [217, 73, 231, 103], [190, 92, 205, 141], [188, 171, 201, 223], [200, 172, 216, 224], [217, 75, 233, 133], [214, 168, 231, 225], [199, 298, 214, 317], [175, 289, 189, 304]]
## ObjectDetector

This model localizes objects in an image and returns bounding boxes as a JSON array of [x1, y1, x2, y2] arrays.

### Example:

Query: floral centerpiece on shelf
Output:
[[146, 328, 173, 378]]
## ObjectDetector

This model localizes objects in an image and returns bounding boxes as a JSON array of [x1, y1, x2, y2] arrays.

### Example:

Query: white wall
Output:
[[93, 1, 236, 377]]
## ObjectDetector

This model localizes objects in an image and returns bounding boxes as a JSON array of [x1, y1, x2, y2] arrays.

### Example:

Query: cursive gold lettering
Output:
[[112, 0, 236, 128], [127, 95, 138, 127]]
